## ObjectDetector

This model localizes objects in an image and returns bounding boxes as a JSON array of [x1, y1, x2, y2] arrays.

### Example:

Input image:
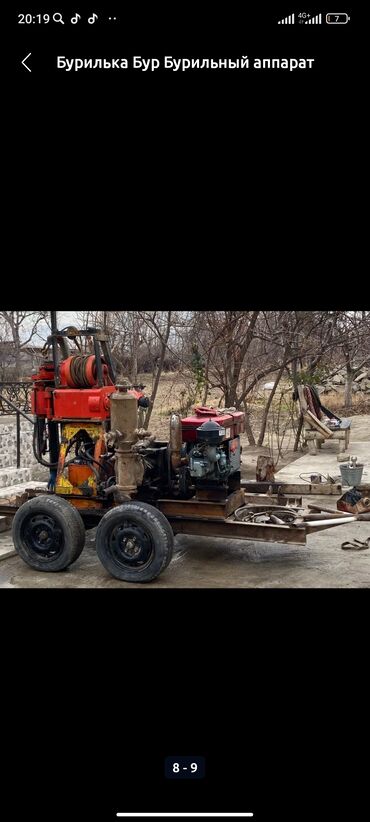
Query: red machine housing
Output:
[[52, 386, 114, 420], [181, 406, 245, 443], [31, 357, 145, 421]]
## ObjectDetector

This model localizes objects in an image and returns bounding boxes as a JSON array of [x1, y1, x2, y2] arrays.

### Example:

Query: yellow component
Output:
[[55, 474, 74, 495], [61, 423, 102, 442], [56, 422, 103, 497]]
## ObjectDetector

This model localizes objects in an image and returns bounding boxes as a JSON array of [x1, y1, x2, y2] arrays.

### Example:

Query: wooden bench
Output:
[[297, 385, 351, 455]]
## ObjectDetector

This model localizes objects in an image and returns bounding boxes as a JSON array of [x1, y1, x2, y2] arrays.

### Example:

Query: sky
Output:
[[20, 312, 87, 344]]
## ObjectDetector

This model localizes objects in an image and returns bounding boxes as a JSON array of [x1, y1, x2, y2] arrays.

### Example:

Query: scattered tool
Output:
[[341, 538, 370, 551], [270, 514, 286, 525], [337, 487, 370, 515], [308, 504, 353, 517]]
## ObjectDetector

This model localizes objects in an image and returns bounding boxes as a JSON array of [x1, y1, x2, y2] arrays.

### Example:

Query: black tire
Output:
[[161, 514, 175, 568], [95, 501, 174, 583], [12, 495, 85, 572]]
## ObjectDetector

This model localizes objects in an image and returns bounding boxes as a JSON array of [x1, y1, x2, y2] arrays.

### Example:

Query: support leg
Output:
[[339, 436, 346, 454], [309, 436, 318, 456]]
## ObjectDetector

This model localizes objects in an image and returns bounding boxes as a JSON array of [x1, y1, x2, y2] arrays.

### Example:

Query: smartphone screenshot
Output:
[[6, 6, 365, 822]]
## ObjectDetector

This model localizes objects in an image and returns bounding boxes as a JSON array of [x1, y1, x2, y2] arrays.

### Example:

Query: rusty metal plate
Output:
[[169, 516, 307, 545], [158, 490, 245, 521]]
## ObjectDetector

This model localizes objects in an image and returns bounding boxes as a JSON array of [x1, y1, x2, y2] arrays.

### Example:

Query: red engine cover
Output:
[[52, 387, 115, 420], [181, 407, 245, 443], [31, 380, 146, 421]]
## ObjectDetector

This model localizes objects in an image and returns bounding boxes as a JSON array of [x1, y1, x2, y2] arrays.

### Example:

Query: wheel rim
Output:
[[21, 513, 64, 561], [107, 520, 154, 571]]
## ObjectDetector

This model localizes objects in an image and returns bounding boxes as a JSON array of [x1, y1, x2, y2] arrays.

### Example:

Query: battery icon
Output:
[[326, 13, 350, 23]]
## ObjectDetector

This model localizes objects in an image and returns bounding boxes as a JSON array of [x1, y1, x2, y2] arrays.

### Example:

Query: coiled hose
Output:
[[68, 355, 96, 387]]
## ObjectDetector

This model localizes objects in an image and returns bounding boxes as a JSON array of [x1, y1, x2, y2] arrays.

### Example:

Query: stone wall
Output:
[[321, 368, 370, 394], [0, 417, 48, 487]]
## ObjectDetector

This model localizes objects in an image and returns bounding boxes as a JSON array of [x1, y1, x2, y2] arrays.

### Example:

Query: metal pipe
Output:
[[93, 338, 104, 386], [50, 311, 60, 387], [16, 412, 20, 468], [302, 512, 346, 521], [110, 386, 140, 493], [308, 504, 353, 517], [304, 517, 356, 528], [102, 484, 130, 500], [270, 514, 286, 525]]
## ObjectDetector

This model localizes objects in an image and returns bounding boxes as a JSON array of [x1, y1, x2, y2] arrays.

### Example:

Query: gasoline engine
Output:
[[187, 420, 240, 483]]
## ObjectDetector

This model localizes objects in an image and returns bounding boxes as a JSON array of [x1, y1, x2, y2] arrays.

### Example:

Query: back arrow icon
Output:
[[22, 53, 32, 72]]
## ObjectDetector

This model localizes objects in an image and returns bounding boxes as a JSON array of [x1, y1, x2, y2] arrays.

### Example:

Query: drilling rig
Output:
[[11, 312, 246, 582], [9, 313, 355, 582]]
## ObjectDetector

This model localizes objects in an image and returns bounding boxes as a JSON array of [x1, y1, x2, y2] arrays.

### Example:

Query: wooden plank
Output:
[[286, 483, 342, 495], [305, 429, 346, 440], [241, 481, 342, 495], [303, 410, 333, 439]]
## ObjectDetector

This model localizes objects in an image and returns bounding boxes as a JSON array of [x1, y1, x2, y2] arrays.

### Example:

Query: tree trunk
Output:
[[257, 367, 284, 447], [291, 357, 298, 391], [201, 352, 211, 405], [243, 402, 256, 446], [344, 364, 353, 408], [130, 349, 138, 384], [143, 313, 172, 429], [294, 414, 303, 451], [129, 318, 139, 384]]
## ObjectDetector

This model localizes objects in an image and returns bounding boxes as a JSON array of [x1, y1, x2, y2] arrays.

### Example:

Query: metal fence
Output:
[[0, 382, 33, 415], [0, 382, 34, 468]]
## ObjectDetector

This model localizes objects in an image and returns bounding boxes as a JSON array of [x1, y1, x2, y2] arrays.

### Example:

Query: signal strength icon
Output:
[[278, 13, 295, 24], [305, 13, 322, 23]]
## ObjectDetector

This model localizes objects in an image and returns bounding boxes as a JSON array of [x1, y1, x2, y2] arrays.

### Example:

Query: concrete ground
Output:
[[0, 417, 369, 588], [0, 515, 368, 589], [275, 441, 370, 484], [0, 491, 368, 588]]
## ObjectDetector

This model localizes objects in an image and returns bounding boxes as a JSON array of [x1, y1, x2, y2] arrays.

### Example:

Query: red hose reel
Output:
[[60, 355, 112, 388]]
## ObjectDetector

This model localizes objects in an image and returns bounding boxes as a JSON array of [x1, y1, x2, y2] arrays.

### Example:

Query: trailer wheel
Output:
[[12, 495, 85, 572], [161, 515, 175, 568], [95, 501, 174, 582]]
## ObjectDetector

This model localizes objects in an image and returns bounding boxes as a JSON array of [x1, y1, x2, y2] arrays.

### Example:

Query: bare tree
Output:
[[137, 311, 173, 428], [339, 311, 370, 407], [0, 311, 49, 377]]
